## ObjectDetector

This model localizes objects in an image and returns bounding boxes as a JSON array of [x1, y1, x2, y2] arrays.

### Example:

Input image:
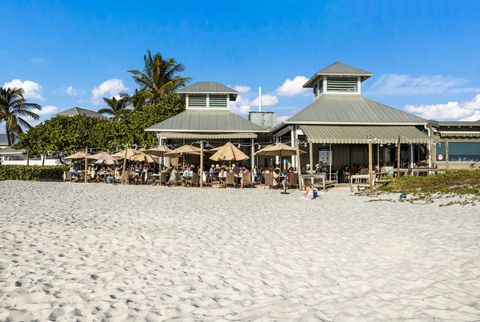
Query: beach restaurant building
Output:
[[146, 62, 479, 172]]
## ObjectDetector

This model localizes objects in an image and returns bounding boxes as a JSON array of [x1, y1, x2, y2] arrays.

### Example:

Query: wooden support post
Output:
[[84, 147, 88, 183], [309, 142, 313, 174], [296, 138, 303, 190], [396, 136, 401, 178], [445, 140, 449, 171], [200, 141, 204, 188], [122, 147, 128, 184], [368, 140, 373, 189]]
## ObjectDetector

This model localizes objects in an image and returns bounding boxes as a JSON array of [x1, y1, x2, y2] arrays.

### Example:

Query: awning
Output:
[[156, 132, 257, 139], [439, 131, 480, 138], [300, 125, 429, 144]]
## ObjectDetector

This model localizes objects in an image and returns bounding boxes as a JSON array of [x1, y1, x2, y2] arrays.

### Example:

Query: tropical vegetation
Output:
[[15, 49, 186, 156], [0, 165, 68, 181], [0, 87, 41, 145]]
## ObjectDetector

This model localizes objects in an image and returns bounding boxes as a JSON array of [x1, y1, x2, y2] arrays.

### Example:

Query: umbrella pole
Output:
[[122, 147, 128, 184], [84, 147, 88, 183], [200, 141, 204, 188]]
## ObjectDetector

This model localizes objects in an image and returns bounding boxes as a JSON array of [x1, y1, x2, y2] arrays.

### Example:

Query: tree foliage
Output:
[[17, 49, 187, 156], [128, 49, 190, 105], [17, 93, 184, 155], [0, 87, 41, 145]]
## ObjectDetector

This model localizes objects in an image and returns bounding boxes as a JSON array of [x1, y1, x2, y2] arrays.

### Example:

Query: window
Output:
[[313, 84, 318, 96], [188, 95, 207, 107], [436, 141, 480, 161], [209, 95, 227, 108], [326, 77, 358, 92], [318, 80, 324, 94]]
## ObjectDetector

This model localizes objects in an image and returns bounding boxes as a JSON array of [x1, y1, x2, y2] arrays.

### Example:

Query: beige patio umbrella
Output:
[[254, 142, 304, 157], [143, 146, 171, 156], [88, 152, 117, 165], [112, 148, 139, 159], [209, 142, 249, 161], [164, 145, 202, 158], [130, 152, 157, 163], [65, 151, 90, 159]]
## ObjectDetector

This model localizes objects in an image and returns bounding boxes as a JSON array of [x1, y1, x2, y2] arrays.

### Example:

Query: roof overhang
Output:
[[303, 73, 372, 88], [438, 131, 480, 138], [299, 125, 430, 144], [155, 132, 257, 139]]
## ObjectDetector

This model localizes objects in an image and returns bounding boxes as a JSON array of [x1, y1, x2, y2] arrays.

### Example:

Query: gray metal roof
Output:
[[177, 82, 238, 100], [156, 132, 257, 139], [145, 110, 268, 133], [286, 94, 426, 125], [304, 62, 372, 87], [56, 107, 106, 118], [431, 120, 480, 127], [300, 125, 429, 144]]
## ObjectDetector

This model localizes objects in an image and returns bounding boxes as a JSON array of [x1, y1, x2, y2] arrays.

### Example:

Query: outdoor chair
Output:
[[241, 172, 255, 188], [121, 172, 129, 184], [145, 171, 154, 185], [264, 173, 273, 189], [159, 172, 167, 186], [224, 172, 236, 188], [64, 171, 72, 182], [191, 173, 200, 187], [287, 172, 299, 189]]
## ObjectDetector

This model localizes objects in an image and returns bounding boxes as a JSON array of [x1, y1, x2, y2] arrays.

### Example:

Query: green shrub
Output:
[[0, 165, 68, 181], [379, 170, 480, 195]]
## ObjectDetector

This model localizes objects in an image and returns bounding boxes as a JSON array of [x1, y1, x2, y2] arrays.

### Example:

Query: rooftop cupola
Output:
[[303, 61, 372, 99], [177, 82, 238, 110]]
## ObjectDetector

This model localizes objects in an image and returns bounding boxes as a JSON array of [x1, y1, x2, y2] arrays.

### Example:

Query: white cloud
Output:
[[228, 86, 280, 116], [404, 94, 480, 121], [2, 79, 44, 100], [91, 79, 127, 104], [251, 94, 279, 107], [229, 95, 252, 115], [37, 105, 58, 116], [66, 85, 78, 96], [30, 57, 45, 64], [276, 76, 309, 97], [233, 85, 250, 93], [367, 74, 479, 96], [276, 115, 291, 123]]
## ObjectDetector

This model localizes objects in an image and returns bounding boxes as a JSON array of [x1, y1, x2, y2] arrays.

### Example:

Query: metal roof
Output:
[[304, 62, 372, 87], [145, 110, 268, 133], [0, 146, 25, 155], [438, 131, 480, 138], [286, 94, 426, 125], [177, 82, 238, 100], [56, 107, 106, 118], [156, 132, 257, 139], [432, 120, 480, 127], [300, 125, 429, 144]]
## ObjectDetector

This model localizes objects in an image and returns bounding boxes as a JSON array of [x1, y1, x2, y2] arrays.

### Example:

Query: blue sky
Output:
[[1, 0, 480, 132]]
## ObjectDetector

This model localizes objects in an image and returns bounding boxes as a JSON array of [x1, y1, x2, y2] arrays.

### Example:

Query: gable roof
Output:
[[304, 61, 372, 87], [177, 82, 238, 100], [56, 107, 106, 118], [145, 110, 268, 133], [286, 94, 426, 125]]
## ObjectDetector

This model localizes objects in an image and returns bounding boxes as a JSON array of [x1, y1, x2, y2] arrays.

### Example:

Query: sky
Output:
[[1, 0, 480, 132]]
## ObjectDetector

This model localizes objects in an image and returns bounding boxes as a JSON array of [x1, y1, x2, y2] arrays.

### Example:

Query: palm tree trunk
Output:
[[5, 128, 11, 146]]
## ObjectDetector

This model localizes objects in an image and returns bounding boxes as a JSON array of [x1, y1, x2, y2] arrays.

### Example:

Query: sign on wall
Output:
[[318, 149, 332, 166]]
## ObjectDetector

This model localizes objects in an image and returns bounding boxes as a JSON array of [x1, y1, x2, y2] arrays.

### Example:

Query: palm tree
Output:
[[129, 49, 190, 104], [0, 87, 41, 145], [98, 94, 130, 120]]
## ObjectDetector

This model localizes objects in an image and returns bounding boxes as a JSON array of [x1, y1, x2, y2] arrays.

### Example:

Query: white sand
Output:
[[0, 181, 479, 321]]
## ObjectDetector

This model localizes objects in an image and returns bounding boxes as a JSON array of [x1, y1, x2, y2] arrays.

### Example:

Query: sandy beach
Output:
[[0, 181, 479, 321]]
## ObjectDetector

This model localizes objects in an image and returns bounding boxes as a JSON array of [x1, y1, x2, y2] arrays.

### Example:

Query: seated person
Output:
[[304, 182, 319, 200]]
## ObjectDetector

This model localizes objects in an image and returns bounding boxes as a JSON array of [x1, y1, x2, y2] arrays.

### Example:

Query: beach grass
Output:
[[378, 170, 480, 196]]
